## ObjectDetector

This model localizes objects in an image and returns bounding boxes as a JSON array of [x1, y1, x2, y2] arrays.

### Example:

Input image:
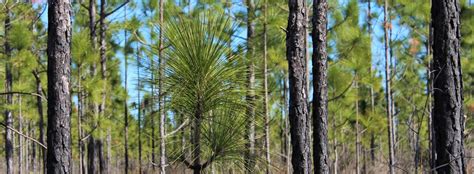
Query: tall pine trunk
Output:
[[158, 0, 167, 172], [4, 5, 14, 174], [33, 71, 47, 174], [431, 0, 465, 172], [123, 5, 130, 174], [46, 0, 73, 172], [286, 0, 311, 173], [312, 0, 330, 173], [263, 1, 271, 173], [383, 0, 396, 173]]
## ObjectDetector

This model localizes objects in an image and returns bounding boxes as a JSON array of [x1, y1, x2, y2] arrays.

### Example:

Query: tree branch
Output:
[[328, 76, 356, 102], [0, 122, 47, 149], [0, 92, 46, 101], [165, 119, 189, 138]]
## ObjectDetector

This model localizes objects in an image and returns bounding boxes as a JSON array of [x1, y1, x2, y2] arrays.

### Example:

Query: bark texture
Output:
[[431, 0, 465, 172], [286, 0, 311, 173], [46, 0, 73, 172], [312, 0, 330, 173]]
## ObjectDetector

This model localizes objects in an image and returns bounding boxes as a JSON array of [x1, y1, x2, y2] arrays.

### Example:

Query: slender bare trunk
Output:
[[355, 76, 360, 174], [263, 1, 271, 173], [158, 0, 167, 172], [4, 5, 14, 174], [123, 6, 130, 174], [383, 0, 395, 173], [137, 48, 143, 174], [33, 70, 46, 174], [19, 95, 23, 174]]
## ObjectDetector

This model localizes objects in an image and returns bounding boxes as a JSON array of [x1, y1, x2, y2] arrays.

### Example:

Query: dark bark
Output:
[[98, 140, 106, 173], [88, 138, 97, 174], [286, 0, 311, 173], [46, 0, 73, 172], [4, 5, 14, 174], [244, 0, 256, 173], [191, 102, 203, 174], [312, 0, 330, 173], [431, 0, 465, 172]]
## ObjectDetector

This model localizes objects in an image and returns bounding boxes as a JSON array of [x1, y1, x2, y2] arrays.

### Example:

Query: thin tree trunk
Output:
[[76, 65, 86, 174], [137, 48, 143, 174], [107, 129, 111, 174], [383, 0, 395, 173], [89, 0, 96, 47], [284, 78, 291, 174], [19, 95, 23, 174], [158, 0, 167, 172], [33, 70, 46, 174], [355, 76, 360, 174], [431, 0, 465, 172], [124, 6, 130, 174], [312, 0, 330, 173], [98, 1, 108, 172], [245, 0, 256, 173], [287, 0, 311, 173], [263, 1, 271, 173], [46, 0, 73, 172], [4, 5, 14, 174]]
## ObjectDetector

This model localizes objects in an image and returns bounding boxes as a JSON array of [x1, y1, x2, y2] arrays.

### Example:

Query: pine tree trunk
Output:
[[191, 102, 203, 174], [137, 51, 143, 174], [431, 0, 465, 172], [245, 0, 256, 173], [355, 77, 360, 174], [383, 0, 395, 173], [312, 0, 330, 173], [286, 0, 311, 173], [33, 70, 47, 174], [88, 138, 97, 174], [46, 0, 73, 172], [263, 1, 271, 173], [123, 6, 130, 174], [19, 95, 23, 174], [76, 66, 86, 174], [89, 0, 96, 47], [158, 0, 167, 172], [4, 5, 14, 174]]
